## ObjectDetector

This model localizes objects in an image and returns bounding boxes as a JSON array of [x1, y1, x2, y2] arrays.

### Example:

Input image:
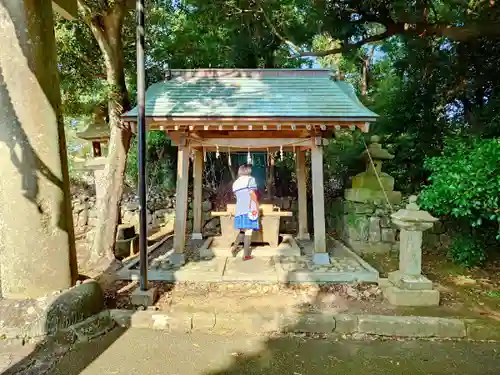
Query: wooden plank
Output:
[[120, 232, 174, 267]]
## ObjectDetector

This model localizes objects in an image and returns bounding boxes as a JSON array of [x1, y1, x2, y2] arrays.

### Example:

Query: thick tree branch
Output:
[[302, 27, 401, 57], [259, 6, 303, 55], [302, 22, 500, 57]]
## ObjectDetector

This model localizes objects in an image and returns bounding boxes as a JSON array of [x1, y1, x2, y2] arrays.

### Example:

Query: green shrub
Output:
[[419, 136, 500, 239], [448, 234, 486, 268]]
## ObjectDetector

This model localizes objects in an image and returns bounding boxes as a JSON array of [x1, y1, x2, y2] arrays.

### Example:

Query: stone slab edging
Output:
[[108, 309, 500, 341]]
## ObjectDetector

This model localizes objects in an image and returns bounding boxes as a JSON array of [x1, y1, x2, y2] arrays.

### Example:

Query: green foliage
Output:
[[419, 137, 500, 237], [125, 131, 177, 190], [448, 234, 486, 268], [323, 131, 365, 197]]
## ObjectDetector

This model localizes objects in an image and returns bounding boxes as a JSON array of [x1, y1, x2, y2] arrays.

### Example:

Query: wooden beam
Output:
[[122, 118, 374, 133], [189, 138, 313, 149], [192, 130, 310, 139], [134, 116, 377, 123]]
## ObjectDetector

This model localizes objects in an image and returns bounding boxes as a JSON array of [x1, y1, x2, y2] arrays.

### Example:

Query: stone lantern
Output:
[[76, 106, 110, 201], [384, 195, 440, 306], [344, 135, 401, 205]]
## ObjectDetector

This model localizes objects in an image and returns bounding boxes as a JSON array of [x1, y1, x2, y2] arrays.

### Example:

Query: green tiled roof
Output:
[[122, 69, 378, 120], [76, 121, 109, 140]]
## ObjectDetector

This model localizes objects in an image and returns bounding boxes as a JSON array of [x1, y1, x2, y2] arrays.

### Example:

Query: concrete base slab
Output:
[[130, 286, 158, 307], [222, 257, 278, 282], [332, 239, 381, 277], [388, 271, 433, 290], [276, 255, 379, 283], [116, 238, 379, 284], [312, 252, 331, 265], [191, 233, 203, 240], [174, 257, 227, 282], [208, 234, 301, 257], [384, 286, 440, 306], [168, 252, 185, 265]]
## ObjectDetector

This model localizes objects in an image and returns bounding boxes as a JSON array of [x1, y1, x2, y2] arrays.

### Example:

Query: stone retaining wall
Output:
[[72, 189, 298, 239], [71, 192, 178, 237], [329, 199, 399, 254], [329, 198, 451, 254]]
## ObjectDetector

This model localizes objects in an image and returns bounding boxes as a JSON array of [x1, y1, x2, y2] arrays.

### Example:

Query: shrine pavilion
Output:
[[119, 68, 378, 265]]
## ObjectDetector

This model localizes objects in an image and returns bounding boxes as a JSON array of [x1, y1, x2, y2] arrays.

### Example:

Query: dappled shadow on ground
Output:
[[0, 232, 175, 374], [364, 249, 500, 321], [199, 334, 500, 375], [0, 243, 374, 375], [19, 299, 500, 375], [2, 241, 499, 375]]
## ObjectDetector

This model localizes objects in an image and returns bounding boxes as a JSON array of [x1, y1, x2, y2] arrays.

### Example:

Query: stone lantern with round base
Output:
[[384, 196, 440, 306], [76, 106, 110, 201]]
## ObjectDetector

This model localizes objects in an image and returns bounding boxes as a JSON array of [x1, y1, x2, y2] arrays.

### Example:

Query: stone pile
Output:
[[331, 135, 401, 254], [72, 182, 300, 241], [71, 190, 178, 236]]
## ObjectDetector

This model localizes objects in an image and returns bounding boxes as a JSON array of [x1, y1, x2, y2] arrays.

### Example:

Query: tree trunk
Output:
[[360, 47, 375, 98], [360, 60, 368, 97], [85, 5, 132, 263]]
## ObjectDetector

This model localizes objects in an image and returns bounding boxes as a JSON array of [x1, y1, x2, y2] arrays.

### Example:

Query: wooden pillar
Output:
[[296, 149, 310, 240], [310, 139, 329, 264], [191, 149, 204, 240], [172, 144, 190, 264]]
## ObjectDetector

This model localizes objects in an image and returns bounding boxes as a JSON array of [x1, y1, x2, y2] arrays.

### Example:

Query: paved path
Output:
[[23, 329, 499, 375]]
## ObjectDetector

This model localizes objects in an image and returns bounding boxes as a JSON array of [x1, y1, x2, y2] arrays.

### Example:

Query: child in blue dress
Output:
[[230, 164, 259, 260]]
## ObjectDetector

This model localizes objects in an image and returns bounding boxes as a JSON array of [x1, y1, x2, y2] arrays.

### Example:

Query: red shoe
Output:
[[242, 255, 254, 261]]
